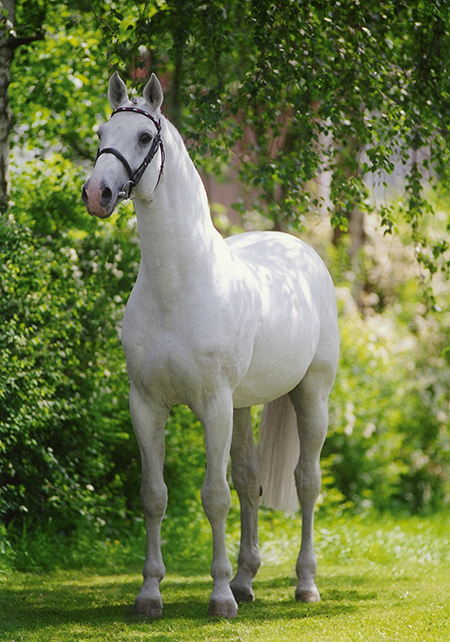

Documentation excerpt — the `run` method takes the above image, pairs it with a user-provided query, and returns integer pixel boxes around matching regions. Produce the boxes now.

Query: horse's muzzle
[82,179,118,218]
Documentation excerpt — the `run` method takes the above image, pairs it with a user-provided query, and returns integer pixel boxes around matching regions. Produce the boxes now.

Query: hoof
[230,583,255,604]
[295,588,321,603]
[208,599,238,618]
[133,597,163,618]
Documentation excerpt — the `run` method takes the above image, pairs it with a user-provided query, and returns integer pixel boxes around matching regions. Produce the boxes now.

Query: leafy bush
[3,150,450,580]
[0,157,142,535]
[324,284,450,514]
[0,213,118,529]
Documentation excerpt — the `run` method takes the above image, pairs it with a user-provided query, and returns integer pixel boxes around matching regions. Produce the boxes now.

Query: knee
[201,476,230,520]
[140,481,168,519]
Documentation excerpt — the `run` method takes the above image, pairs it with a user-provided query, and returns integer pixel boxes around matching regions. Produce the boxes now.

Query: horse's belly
[233,371,307,408]
[232,318,319,408]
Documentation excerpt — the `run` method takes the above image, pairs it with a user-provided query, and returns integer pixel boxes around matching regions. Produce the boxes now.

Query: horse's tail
[259,394,300,512]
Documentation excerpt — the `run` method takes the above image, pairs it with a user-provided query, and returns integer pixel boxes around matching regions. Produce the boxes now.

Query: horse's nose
[82,176,117,218]
[82,180,112,209]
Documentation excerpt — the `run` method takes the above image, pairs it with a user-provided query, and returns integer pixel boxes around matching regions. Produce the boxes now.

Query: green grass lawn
[1,513,450,641]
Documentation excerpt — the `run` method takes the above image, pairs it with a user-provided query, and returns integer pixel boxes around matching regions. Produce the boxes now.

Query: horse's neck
[133,119,229,301]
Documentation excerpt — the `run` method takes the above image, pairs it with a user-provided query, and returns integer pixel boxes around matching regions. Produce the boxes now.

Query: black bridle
[95,106,165,198]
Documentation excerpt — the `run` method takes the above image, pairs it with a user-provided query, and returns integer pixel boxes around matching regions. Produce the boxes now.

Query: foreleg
[130,385,169,618]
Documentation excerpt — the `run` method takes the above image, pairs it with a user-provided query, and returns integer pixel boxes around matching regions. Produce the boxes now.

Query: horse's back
[227,231,337,331]
[227,231,331,285]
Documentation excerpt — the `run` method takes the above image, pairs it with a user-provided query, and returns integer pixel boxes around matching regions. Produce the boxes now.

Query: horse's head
[82,72,164,218]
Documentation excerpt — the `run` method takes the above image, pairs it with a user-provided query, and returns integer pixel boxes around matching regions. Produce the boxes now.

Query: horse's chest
[121,300,249,402]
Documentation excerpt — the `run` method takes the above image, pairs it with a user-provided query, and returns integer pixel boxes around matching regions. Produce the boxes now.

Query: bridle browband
[95,106,165,198]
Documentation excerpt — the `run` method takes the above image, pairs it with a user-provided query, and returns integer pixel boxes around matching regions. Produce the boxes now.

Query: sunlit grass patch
[1,512,450,641]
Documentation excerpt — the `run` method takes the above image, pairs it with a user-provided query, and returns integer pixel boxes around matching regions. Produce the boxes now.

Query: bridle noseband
[95,106,165,198]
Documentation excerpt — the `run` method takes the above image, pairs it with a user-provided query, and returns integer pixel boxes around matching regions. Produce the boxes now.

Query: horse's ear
[108,72,129,109]
[143,73,163,112]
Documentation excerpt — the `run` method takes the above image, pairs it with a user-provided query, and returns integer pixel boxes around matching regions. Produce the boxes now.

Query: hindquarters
[229,231,338,409]
[259,315,339,513]
[258,367,336,513]
[228,231,339,605]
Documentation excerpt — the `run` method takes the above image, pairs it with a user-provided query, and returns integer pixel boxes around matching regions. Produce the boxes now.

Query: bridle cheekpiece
[95,106,165,199]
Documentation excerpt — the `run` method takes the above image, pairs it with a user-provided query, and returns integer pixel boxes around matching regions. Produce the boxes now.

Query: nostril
[81,184,89,204]
[101,186,113,205]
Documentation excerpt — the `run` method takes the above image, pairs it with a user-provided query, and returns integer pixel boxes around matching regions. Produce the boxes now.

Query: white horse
[82,73,339,619]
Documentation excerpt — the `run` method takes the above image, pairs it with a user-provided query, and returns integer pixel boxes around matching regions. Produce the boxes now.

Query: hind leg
[230,407,261,603]
[289,367,332,603]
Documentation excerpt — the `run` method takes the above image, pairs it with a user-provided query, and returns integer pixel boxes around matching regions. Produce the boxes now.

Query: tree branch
[0,33,44,50]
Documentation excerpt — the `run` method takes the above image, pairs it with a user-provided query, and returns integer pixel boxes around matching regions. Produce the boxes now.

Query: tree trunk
[0,0,16,213]
[331,122,367,312]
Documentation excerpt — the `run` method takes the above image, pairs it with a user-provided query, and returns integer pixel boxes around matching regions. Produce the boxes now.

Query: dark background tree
[91,1,450,258]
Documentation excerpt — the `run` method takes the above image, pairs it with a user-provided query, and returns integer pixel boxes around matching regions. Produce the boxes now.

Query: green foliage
[0,214,113,529]
[3,0,450,575]
[11,155,93,234]
[324,279,450,514]
[88,1,450,246]
[162,406,211,568]
[11,1,108,160]
[0,157,142,533]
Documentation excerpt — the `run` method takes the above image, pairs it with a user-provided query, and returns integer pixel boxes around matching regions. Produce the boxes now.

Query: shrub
[324,285,450,514]
[0,212,125,530]
[0,156,143,534]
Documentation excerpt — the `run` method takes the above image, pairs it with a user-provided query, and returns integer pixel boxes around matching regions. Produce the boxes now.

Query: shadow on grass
[255,575,378,603]
[0,570,375,636]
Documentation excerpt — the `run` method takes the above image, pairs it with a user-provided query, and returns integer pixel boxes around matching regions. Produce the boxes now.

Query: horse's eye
[140,133,152,145]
